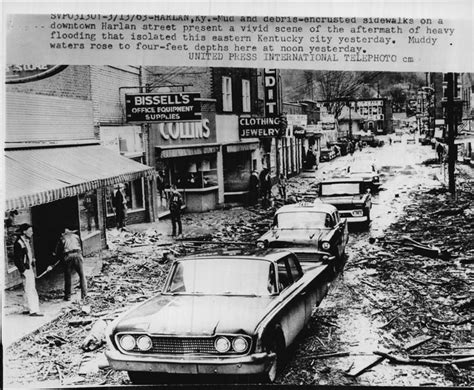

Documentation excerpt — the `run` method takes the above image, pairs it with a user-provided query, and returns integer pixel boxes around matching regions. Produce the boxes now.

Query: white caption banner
[6,14,473,72]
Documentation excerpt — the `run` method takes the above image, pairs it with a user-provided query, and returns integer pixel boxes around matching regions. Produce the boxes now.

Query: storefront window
[78,190,99,234]
[224,151,251,192]
[106,179,145,216]
[170,155,218,189]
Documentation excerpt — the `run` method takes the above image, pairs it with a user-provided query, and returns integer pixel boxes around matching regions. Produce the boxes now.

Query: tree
[315,71,382,117]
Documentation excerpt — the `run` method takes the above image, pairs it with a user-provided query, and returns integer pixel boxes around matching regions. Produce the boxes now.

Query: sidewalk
[3,254,103,348]
[2,216,210,349]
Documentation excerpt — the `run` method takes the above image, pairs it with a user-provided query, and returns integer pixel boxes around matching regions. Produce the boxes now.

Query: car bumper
[341,215,368,223]
[105,349,275,375]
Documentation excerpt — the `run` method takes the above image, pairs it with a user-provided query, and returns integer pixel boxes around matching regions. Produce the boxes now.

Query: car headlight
[321,242,331,250]
[352,209,363,216]
[120,335,136,351]
[136,335,152,351]
[232,336,249,353]
[373,176,379,181]
[215,336,231,353]
[256,241,266,249]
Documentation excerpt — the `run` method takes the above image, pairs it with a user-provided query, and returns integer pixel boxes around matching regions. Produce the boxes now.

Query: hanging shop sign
[239,116,282,138]
[293,126,306,138]
[6,65,68,84]
[263,69,280,117]
[125,92,201,122]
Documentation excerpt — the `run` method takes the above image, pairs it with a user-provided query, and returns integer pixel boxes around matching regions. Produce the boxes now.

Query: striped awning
[5,145,155,211]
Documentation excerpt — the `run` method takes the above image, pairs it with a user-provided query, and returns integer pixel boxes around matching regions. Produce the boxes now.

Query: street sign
[125,92,201,122]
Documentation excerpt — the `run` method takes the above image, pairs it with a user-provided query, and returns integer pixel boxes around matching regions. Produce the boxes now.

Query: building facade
[4,65,155,288]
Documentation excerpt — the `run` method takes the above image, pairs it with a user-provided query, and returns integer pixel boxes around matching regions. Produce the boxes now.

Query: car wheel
[128,371,158,384]
[262,333,285,383]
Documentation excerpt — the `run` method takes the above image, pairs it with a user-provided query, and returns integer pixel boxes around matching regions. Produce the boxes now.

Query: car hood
[259,228,328,245]
[113,294,274,336]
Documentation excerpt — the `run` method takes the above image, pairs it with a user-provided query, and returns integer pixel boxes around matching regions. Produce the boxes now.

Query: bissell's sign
[125,92,201,122]
[6,65,68,84]
[239,116,282,138]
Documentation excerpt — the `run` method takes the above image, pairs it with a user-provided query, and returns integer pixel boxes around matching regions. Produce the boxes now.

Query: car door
[276,256,306,347]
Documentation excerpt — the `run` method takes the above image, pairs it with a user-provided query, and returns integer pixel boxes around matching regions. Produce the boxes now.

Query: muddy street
[4,139,473,387]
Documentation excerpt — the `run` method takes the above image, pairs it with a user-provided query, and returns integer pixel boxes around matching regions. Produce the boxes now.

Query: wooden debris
[373,350,449,366]
[403,336,434,351]
[81,319,107,352]
[346,355,386,377]
[378,316,398,329]
[431,316,473,326]
[301,351,350,360]
[409,353,474,360]
[68,318,93,327]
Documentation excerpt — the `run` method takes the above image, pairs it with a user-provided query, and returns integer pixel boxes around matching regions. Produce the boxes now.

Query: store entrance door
[31,196,79,274]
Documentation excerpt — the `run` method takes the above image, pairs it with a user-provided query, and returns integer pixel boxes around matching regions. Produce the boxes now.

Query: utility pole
[444,72,456,197]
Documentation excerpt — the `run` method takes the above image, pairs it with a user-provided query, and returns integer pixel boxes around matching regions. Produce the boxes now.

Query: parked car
[315,178,372,226]
[346,163,381,191]
[320,148,337,162]
[106,251,333,384]
[257,202,348,272]
[393,130,403,143]
[327,141,348,156]
[406,134,416,144]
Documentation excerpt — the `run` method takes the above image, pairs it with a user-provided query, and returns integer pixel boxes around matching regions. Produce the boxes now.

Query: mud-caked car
[105,250,333,384]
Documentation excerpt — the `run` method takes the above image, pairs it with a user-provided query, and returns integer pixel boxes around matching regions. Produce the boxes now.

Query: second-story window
[242,79,251,112]
[222,76,232,112]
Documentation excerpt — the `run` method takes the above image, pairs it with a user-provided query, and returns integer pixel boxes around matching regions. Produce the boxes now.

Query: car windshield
[321,182,360,196]
[276,211,329,229]
[164,258,276,296]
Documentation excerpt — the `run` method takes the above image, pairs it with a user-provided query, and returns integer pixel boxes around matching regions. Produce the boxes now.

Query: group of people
[249,168,288,208]
[13,224,88,316]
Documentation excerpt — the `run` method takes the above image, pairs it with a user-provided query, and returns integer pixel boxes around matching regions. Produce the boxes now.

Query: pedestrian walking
[112,183,128,230]
[348,140,354,155]
[259,168,272,208]
[54,228,88,301]
[277,173,287,202]
[436,142,445,164]
[248,170,259,205]
[13,223,43,316]
[169,185,183,237]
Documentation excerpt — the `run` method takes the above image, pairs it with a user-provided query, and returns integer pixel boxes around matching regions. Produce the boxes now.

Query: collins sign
[239,116,282,138]
[125,92,201,122]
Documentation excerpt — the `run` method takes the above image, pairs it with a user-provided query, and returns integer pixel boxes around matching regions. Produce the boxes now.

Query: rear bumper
[105,349,275,375]
[340,214,368,223]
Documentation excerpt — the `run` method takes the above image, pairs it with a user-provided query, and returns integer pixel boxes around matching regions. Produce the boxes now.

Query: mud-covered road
[4,138,473,387]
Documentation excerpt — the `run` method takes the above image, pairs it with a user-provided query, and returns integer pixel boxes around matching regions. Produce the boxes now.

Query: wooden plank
[403,336,434,351]
[347,355,386,377]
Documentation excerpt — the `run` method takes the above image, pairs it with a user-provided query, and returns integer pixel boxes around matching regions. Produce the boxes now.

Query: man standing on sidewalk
[54,228,88,301]
[13,223,43,316]
[112,183,128,230]
[169,185,183,237]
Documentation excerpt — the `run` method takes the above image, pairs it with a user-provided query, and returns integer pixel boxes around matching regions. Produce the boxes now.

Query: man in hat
[112,183,128,230]
[54,228,88,301]
[169,184,183,237]
[13,223,43,316]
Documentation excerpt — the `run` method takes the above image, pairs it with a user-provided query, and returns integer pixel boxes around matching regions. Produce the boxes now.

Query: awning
[156,143,220,158]
[224,141,259,153]
[5,145,155,211]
